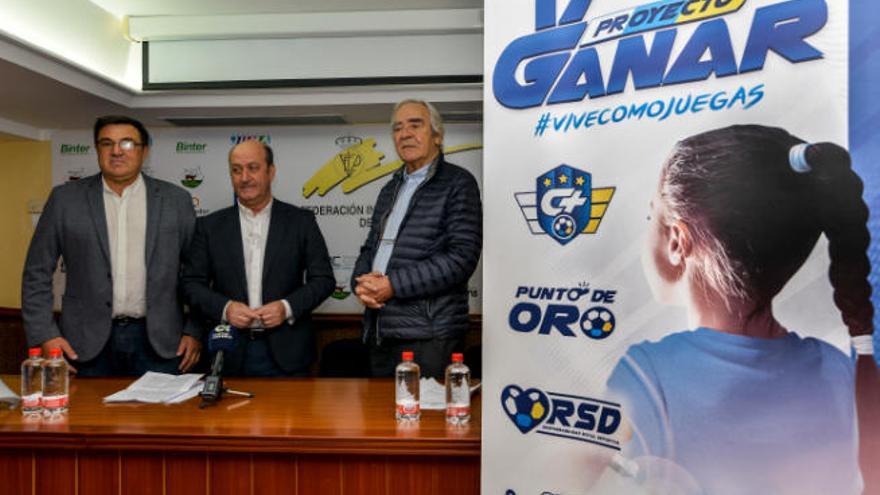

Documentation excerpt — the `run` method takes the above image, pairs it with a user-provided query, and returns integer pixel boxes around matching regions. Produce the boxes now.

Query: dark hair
[661,124,873,337]
[93,115,151,146]
[262,142,274,166]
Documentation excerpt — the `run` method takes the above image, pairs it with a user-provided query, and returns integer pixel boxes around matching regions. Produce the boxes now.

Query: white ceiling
[89,0,482,17]
[0,57,130,130]
[0,1,484,138]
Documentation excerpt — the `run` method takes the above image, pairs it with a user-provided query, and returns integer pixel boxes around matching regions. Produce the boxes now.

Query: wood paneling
[34,451,76,495]
[387,457,438,495]
[340,456,386,494]
[122,453,163,495]
[434,457,480,493]
[252,454,297,495]
[0,376,480,495]
[210,454,252,495]
[296,457,342,495]
[166,453,208,495]
[78,451,119,495]
[0,450,31,495]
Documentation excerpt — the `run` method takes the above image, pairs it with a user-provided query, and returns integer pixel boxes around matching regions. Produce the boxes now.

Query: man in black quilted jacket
[352,99,483,379]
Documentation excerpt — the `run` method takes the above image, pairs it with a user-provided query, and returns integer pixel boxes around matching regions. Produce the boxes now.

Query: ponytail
[662,125,874,349]
[798,143,874,339]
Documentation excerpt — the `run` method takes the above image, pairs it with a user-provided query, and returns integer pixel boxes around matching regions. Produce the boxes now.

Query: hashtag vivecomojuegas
[530,84,764,138]
[534,112,550,136]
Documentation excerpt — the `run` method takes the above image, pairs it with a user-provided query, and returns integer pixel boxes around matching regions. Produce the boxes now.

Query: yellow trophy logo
[303,136,481,198]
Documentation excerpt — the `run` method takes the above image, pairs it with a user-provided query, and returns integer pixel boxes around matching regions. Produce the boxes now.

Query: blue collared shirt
[371,161,432,273]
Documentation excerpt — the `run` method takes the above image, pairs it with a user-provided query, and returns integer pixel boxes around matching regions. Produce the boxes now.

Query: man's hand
[364,274,394,303]
[176,335,202,372]
[41,337,78,374]
[354,283,383,309]
[225,301,259,328]
[354,272,394,308]
[255,301,288,329]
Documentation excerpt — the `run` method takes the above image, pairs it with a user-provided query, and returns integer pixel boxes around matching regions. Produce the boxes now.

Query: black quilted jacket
[351,155,483,342]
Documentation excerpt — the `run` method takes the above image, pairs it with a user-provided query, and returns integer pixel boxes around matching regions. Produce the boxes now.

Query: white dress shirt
[102,174,147,318]
[223,199,292,327]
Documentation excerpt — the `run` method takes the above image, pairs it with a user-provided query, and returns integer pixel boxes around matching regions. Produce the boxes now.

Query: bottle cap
[49,348,63,358]
[451,353,464,363]
[402,351,414,361]
[28,347,41,357]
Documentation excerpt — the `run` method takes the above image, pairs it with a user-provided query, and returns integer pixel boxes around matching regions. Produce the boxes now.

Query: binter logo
[493,0,829,109]
[60,144,90,155]
[176,141,207,153]
[515,165,615,245]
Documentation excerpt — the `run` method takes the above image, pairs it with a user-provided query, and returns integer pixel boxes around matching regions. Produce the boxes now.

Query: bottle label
[446,405,470,417]
[396,402,420,415]
[43,395,69,408]
[22,394,41,409]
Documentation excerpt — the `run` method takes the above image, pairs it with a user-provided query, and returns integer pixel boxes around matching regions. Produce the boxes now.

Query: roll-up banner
[51,124,483,314]
[483,1,878,493]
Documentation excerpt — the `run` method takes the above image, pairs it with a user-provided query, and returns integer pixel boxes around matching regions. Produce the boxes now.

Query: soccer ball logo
[501,385,550,434]
[580,306,616,340]
[552,214,577,240]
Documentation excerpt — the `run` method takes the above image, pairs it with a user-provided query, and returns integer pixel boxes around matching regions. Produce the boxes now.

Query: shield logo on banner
[537,165,592,245]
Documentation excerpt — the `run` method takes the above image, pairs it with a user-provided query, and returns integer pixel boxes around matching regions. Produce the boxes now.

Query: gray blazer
[21,173,197,362]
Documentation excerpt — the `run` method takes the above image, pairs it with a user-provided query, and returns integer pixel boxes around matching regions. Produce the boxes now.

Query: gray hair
[391,99,445,142]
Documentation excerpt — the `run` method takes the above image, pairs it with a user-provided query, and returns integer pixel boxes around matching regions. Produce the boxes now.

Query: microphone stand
[199,351,255,409]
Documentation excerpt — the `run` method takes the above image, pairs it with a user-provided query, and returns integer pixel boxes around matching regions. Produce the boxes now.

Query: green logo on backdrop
[176,142,207,153]
[60,144,90,155]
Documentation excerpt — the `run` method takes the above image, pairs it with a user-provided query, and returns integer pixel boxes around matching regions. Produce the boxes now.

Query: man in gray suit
[22,115,201,376]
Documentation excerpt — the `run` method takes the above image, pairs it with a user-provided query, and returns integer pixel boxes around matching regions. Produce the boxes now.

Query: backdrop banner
[483,1,878,493]
[50,124,483,314]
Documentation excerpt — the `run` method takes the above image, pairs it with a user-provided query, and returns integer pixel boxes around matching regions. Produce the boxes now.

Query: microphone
[200,324,239,406]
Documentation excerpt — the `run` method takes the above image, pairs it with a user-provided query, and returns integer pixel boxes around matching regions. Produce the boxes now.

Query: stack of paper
[0,377,19,409]
[418,378,482,410]
[103,372,203,404]
[420,378,447,410]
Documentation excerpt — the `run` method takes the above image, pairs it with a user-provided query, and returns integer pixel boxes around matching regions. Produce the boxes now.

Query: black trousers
[369,336,464,380]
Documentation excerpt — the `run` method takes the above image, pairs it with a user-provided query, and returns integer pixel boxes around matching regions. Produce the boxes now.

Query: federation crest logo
[516,165,615,245]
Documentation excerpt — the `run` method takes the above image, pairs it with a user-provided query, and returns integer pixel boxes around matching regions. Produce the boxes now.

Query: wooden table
[0,376,480,495]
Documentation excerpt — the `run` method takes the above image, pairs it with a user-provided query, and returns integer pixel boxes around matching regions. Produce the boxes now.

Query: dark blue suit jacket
[183,199,334,373]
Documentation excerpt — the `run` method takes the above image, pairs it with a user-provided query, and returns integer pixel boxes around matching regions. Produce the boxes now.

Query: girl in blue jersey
[607,125,874,494]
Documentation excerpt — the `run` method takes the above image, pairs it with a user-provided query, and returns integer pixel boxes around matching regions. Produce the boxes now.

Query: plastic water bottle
[20,347,43,416]
[42,348,69,416]
[445,353,471,424]
[395,351,420,421]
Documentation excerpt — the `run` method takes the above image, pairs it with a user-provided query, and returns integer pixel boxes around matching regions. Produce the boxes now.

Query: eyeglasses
[96,138,143,152]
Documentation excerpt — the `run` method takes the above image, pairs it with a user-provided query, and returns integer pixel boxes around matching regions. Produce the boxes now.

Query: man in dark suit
[22,115,201,376]
[183,140,334,376]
